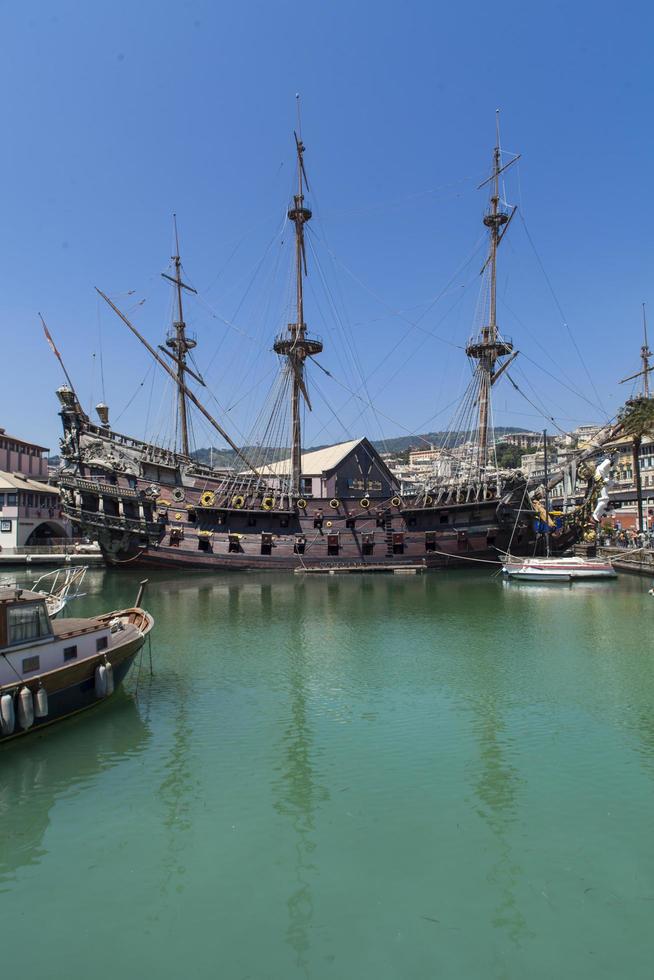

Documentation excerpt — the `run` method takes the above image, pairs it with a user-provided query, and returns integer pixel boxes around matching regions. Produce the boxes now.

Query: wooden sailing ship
[54,126,602,571]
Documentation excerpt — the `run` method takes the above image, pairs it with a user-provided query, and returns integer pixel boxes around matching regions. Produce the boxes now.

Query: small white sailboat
[502,555,616,581]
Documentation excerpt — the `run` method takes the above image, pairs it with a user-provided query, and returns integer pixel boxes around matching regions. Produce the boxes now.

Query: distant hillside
[190,428,529,465]
[370,427,528,455]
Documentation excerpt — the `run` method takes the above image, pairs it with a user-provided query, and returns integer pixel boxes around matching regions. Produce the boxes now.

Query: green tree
[617,396,654,532]
[494,442,523,469]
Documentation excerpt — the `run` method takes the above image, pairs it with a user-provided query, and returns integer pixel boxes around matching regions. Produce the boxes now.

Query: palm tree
[618,396,654,532]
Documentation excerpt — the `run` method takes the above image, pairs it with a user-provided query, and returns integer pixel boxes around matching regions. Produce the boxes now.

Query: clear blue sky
[2,0,652,454]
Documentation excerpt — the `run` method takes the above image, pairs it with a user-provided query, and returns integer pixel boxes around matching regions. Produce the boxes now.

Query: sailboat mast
[641,303,650,399]
[273,129,323,495]
[543,429,551,557]
[619,303,653,396]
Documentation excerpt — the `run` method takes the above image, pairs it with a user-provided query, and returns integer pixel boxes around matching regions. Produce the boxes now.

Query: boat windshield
[6,602,52,645]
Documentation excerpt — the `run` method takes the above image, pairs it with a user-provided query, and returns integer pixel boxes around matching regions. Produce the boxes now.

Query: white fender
[104,660,114,696]
[34,685,49,719]
[95,664,107,698]
[0,693,15,736]
[17,687,34,731]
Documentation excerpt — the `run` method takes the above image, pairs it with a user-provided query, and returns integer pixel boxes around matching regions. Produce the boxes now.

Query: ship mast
[161,215,198,456]
[273,129,323,494]
[620,303,654,398]
[642,304,651,399]
[619,303,653,397]
[466,113,519,472]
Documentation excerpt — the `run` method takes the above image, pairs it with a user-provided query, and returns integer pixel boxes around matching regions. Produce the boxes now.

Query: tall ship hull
[56,412,536,571]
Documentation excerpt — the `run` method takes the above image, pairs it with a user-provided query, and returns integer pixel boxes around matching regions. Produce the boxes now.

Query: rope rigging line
[307,275,477,451]
[305,233,390,451]
[113,363,156,425]
[313,228,483,351]
[498,294,605,414]
[517,210,607,417]
[307,355,463,460]
[322,175,475,219]
[504,372,568,435]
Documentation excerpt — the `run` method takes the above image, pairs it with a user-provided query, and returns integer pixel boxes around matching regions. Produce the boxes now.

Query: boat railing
[66,508,161,535]
[9,542,88,555]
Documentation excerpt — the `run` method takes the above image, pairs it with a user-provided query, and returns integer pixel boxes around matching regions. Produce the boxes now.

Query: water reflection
[272,585,328,977]
[0,694,149,885]
[468,691,527,948]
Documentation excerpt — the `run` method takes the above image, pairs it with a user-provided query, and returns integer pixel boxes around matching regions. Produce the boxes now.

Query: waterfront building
[0,427,72,551]
[557,424,603,449]
[257,438,396,500]
[502,430,555,450]
[0,427,50,479]
[602,433,654,530]
[408,446,445,467]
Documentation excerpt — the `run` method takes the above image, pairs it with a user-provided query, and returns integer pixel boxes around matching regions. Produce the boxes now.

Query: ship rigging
[51,120,612,571]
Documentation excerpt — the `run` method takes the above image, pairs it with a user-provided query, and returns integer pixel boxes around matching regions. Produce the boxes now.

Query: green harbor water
[1,568,653,979]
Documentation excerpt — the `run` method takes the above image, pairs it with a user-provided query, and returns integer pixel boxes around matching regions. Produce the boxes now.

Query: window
[327,533,340,556]
[64,645,78,661]
[0,493,3,510]
[294,535,306,555]
[7,493,16,506]
[7,603,51,644]
[96,636,108,652]
[362,532,374,556]
[260,532,273,556]
[392,532,404,555]
[300,478,312,497]
[346,517,356,529]
[22,655,40,673]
